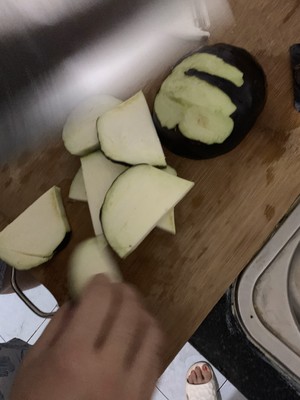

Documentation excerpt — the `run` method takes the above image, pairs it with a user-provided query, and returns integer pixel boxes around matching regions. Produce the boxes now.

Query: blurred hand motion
[10,274,165,400]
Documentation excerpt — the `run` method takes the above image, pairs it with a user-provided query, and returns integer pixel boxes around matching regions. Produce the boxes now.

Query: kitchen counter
[190,287,300,400]
[1,0,300,370]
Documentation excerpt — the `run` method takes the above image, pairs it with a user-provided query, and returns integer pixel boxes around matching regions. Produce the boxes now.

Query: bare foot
[187,364,212,385]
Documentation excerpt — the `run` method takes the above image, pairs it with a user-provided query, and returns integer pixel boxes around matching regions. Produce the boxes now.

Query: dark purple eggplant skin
[290,44,300,112]
[53,231,72,254]
[154,43,267,159]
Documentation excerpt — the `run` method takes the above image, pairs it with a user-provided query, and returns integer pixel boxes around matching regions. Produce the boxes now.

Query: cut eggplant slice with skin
[172,52,244,87]
[161,74,237,116]
[0,247,50,270]
[153,92,185,130]
[157,211,176,235]
[68,236,122,298]
[72,159,176,235]
[101,165,194,258]
[199,43,266,101]
[63,95,122,156]
[81,151,127,235]
[69,167,87,202]
[0,187,70,268]
[178,106,234,144]
[156,165,177,234]
[154,43,267,159]
[97,91,166,167]
[290,44,300,112]
[185,70,251,110]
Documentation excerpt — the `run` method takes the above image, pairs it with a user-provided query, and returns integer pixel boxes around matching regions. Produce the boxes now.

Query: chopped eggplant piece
[290,44,300,112]
[0,248,50,270]
[63,95,122,156]
[0,187,70,269]
[156,165,177,234]
[69,236,122,298]
[74,156,176,235]
[101,165,194,258]
[81,151,127,235]
[97,91,166,167]
[172,52,244,87]
[69,167,87,202]
[154,43,267,159]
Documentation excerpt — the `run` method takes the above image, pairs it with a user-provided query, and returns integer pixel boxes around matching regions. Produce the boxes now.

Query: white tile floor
[0,283,247,399]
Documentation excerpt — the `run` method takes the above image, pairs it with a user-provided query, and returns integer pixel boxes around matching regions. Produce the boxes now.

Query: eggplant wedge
[81,151,127,235]
[101,165,194,258]
[154,43,267,159]
[97,91,166,167]
[0,187,70,269]
[0,248,50,270]
[69,167,87,202]
[73,159,177,235]
[68,236,122,298]
[63,95,122,156]
[156,165,177,234]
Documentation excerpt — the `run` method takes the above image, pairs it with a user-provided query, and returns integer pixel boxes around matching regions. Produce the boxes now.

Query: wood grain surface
[1,0,300,367]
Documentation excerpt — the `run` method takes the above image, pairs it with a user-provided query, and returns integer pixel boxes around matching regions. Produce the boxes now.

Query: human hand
[10,274,164,400]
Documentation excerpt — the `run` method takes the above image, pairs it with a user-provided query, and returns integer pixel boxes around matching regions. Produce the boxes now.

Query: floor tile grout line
[26,318,47,343]
[155,386,170,400]
[26,304,58,343]
[218,379,228,392]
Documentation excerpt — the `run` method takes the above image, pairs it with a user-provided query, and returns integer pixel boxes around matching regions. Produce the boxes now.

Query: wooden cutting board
[1,0,300,367]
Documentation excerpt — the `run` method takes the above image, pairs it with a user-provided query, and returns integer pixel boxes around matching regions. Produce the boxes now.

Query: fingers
[27,303,72,358]
[100,284,148,365]
[60,274,119,348]
[49,272,164,400]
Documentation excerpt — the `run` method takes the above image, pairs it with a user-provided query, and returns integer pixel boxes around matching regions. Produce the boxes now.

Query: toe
[188,365,213,385]
[191,370,198,384]
[187,370,196,384]
[195,366,204,384]
[201,364,212,384]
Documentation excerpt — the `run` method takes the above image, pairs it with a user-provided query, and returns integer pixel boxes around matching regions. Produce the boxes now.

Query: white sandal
[186,362,217,400]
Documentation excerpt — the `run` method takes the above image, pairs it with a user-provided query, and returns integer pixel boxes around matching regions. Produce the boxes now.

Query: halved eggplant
[178,105,234,144]
[97,91,166,167]
[171,52,244,87]
[0,187,70,269]
[161,74,237,116]
[68,235,122,298]
[154,43,267,159]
